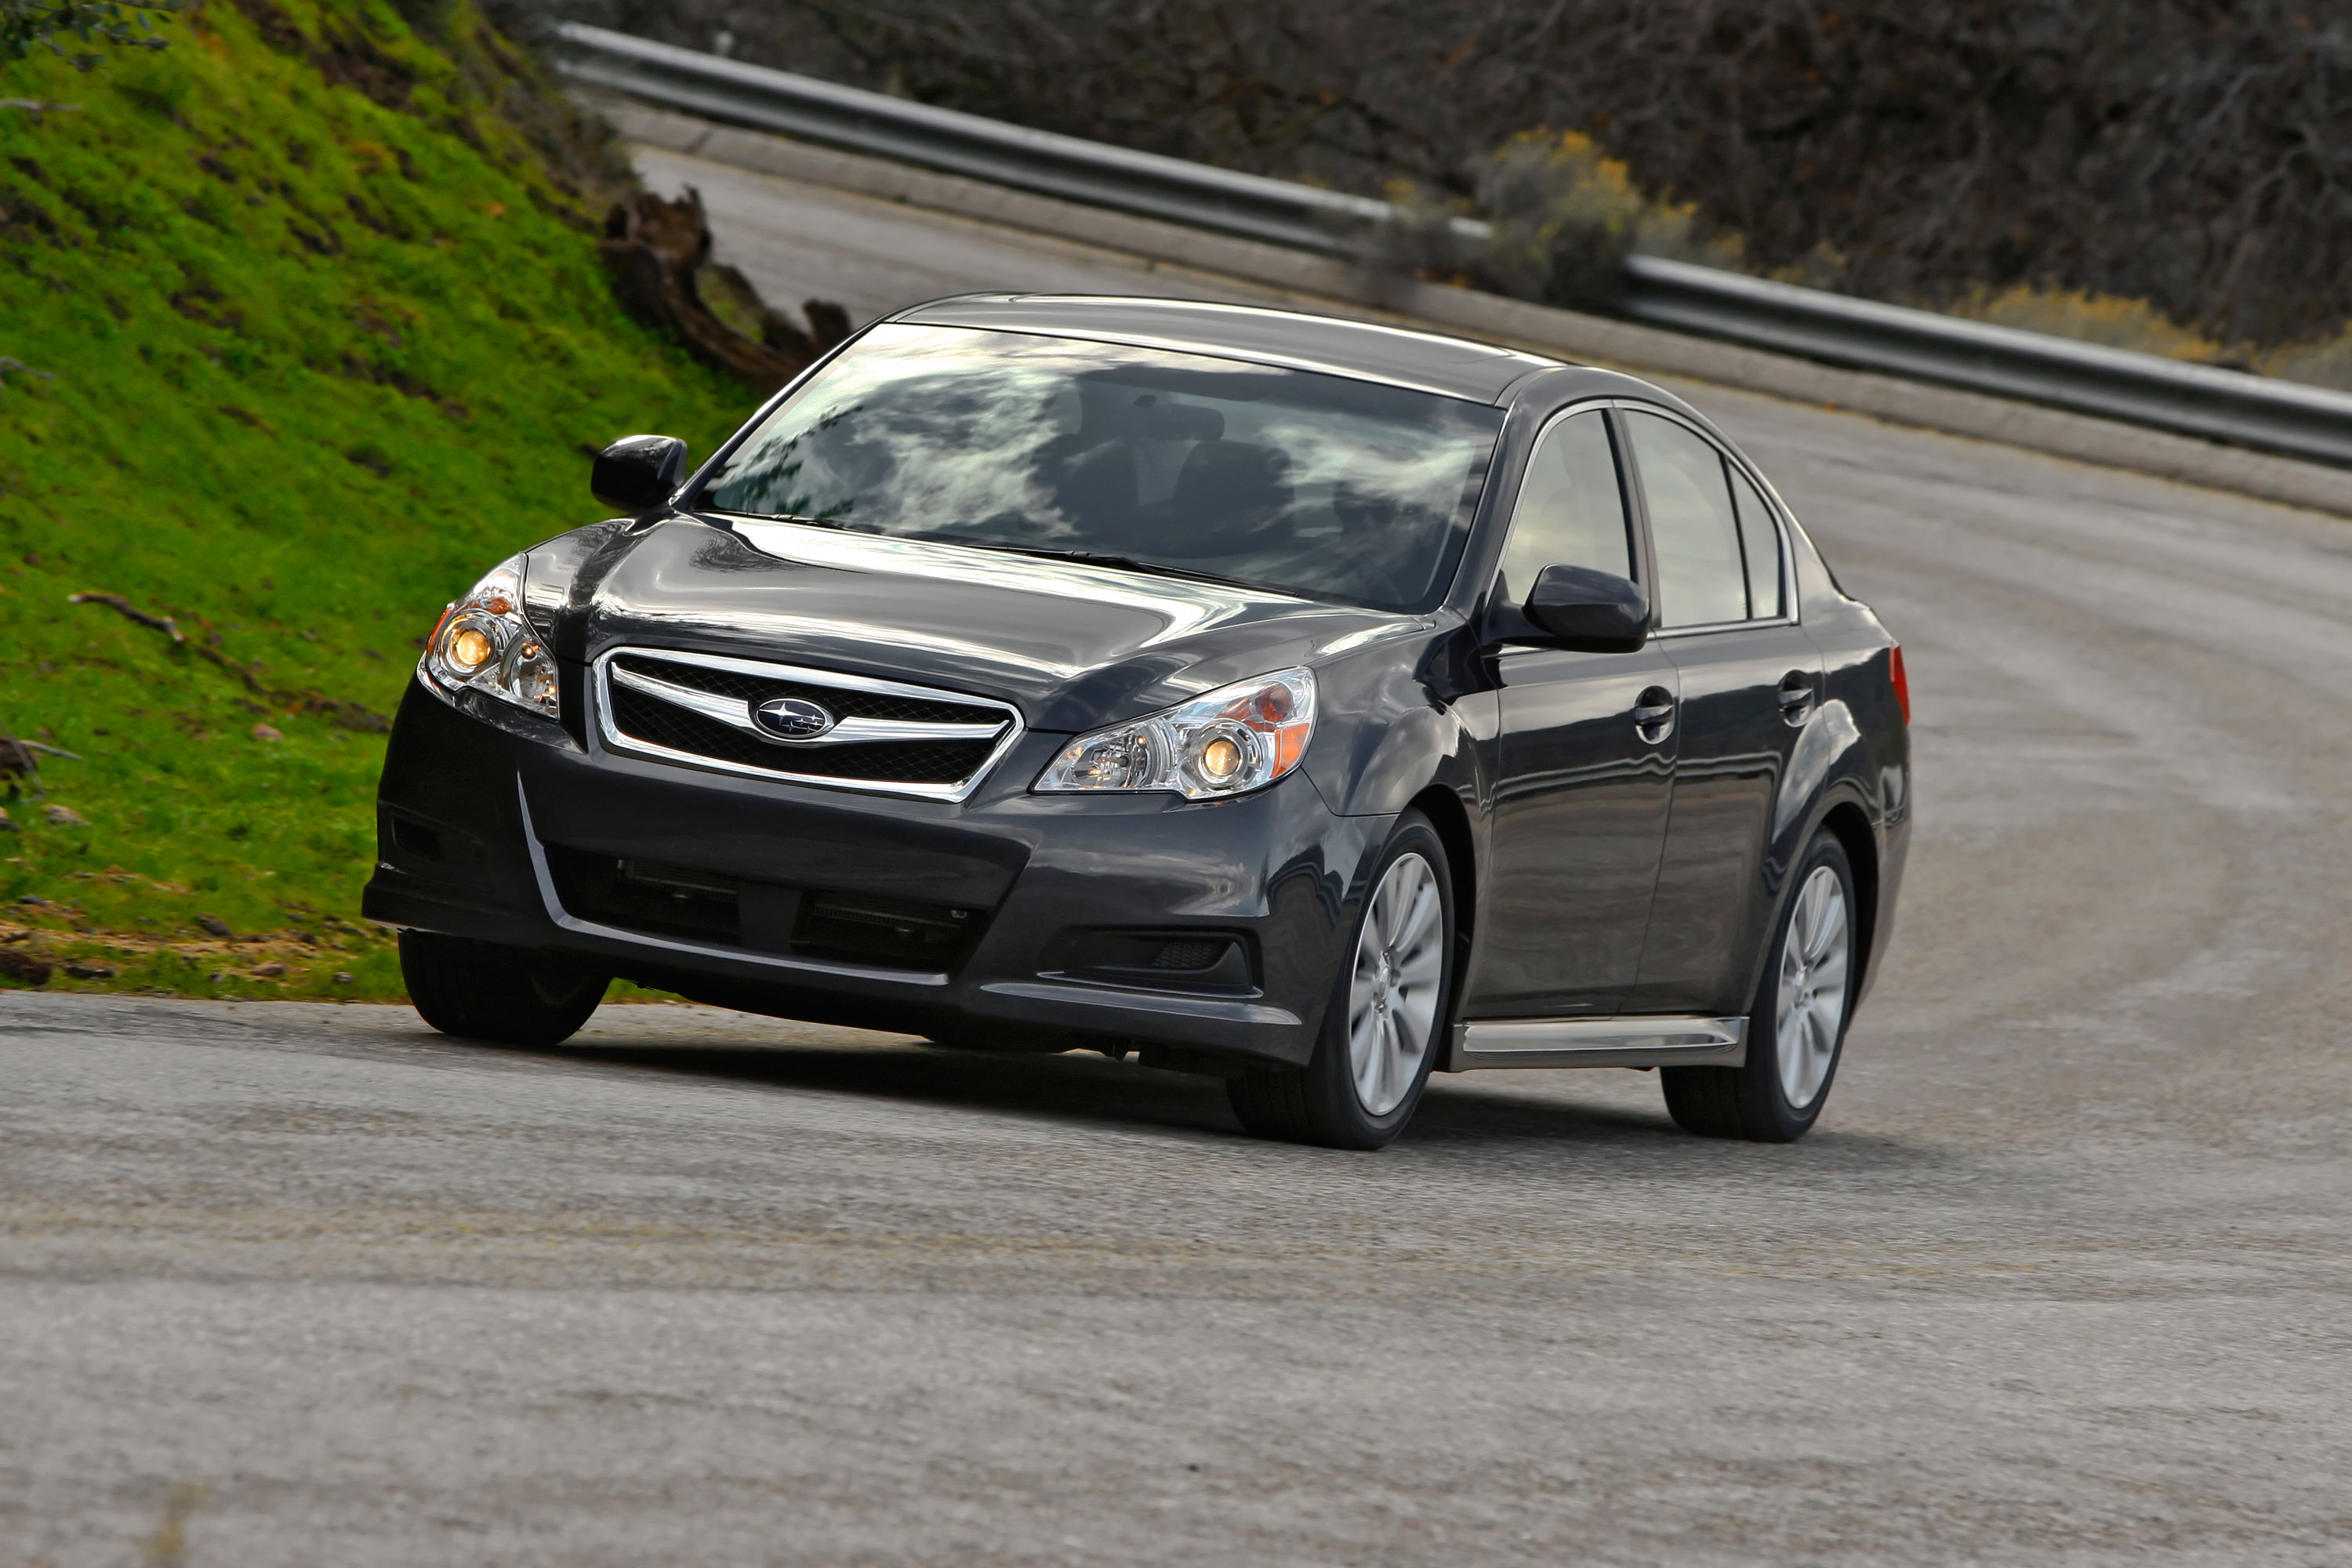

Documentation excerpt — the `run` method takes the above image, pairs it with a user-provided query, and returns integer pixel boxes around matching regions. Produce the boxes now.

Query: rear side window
[1726,466,1784,619]
[1497,410,1632,601]
[1624,411,1745,628]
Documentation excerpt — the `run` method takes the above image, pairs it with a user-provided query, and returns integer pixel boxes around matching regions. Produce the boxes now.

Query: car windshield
[695,324,1504,612]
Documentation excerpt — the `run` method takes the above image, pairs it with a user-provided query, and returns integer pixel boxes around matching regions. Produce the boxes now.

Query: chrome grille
[593,648,1022,802]
[608,655,983,724]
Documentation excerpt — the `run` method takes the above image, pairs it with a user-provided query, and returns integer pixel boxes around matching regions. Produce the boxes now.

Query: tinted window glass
[1497,410,1632,601]
[1625,411,1746,628]
[1727,465,1784,619]
[699,324,1504,613]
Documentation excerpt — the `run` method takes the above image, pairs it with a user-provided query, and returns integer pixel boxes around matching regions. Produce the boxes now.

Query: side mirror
[591,434,688,514]
[1525,564,1650,652]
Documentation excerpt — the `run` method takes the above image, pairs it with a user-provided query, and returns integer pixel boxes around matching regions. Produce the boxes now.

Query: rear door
[1468,408,1678,1021]
[1617,408,1823,1017]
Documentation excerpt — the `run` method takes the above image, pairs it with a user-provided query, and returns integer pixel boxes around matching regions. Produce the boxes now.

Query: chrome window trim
[1650,615,1798,641]
[592,646,1026,804]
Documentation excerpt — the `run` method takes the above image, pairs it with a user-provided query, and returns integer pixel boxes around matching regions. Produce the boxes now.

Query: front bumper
[363,681,1386,1066]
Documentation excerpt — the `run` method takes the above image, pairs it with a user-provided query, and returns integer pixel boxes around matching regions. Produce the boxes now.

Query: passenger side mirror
[591,434,688,514]
[1525,564,1650,652]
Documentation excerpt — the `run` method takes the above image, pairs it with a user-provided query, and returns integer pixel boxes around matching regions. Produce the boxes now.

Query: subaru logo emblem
[752,695,837,742]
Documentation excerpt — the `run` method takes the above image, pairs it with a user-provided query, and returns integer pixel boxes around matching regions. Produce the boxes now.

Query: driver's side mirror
[591,434,688,514]
[1524,564,1650,652]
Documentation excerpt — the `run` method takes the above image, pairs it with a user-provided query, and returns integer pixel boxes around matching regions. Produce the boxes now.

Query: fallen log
[0,946,50,986]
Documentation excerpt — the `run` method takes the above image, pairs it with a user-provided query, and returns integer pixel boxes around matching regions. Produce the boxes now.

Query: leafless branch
[67,591,392,732]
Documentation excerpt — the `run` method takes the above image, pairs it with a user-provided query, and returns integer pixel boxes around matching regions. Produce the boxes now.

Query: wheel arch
[1763,693,1884,996]
[1814,797,1880,1000]
[1406,782,1479,1014]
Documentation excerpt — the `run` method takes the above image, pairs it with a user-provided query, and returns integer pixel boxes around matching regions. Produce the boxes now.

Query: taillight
[1888,644,1911,725]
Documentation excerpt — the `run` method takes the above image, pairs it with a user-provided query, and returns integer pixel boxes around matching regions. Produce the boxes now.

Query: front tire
[1662,829,1858,1142]
[399,931,611,1047]
[1227,811,1454,1150]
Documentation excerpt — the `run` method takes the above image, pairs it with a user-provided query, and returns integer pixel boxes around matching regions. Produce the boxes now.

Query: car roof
[891,294,1566,404]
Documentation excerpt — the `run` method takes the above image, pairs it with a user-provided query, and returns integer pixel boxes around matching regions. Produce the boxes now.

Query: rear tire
[399,931,610,1047]
[1227,811,1454,1150]
[1662,829,1857,1142]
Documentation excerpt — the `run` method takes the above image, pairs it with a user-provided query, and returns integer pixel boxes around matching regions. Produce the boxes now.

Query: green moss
[0,0,750,998]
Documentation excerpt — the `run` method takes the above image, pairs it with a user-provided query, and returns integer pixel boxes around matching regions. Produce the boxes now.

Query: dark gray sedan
[368,295,1911,1149]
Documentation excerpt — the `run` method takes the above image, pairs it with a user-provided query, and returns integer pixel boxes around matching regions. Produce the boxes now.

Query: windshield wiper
[698,509,874,533]
[913,536,1261,591]
[763,513,870,532]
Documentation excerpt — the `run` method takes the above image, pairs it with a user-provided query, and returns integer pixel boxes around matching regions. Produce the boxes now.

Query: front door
[1468,408,1677,1020]
[1618,409,1823,1015]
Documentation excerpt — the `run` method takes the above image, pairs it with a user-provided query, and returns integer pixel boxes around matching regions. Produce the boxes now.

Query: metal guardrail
[1620,256,2352,468]
[554,23,2352,470]
[553,24,1386,253]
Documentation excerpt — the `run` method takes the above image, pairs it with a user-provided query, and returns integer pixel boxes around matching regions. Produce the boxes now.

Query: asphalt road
[5,153,2351,1566]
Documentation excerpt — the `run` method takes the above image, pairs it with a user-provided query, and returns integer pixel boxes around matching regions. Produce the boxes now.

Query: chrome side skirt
[1445,1015,1747,1072]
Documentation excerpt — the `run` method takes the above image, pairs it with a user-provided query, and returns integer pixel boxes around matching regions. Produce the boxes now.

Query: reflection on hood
[579,518,1418,733]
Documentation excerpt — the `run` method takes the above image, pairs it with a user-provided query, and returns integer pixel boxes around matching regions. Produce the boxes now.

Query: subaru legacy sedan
[366,295,1910,1149]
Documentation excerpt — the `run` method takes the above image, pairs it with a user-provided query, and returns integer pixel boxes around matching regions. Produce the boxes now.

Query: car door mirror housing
[591,434,688,514]
[1525,564,1650,652]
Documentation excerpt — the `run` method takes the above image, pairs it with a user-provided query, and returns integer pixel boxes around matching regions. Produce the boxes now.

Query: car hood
[550,516,1425,732]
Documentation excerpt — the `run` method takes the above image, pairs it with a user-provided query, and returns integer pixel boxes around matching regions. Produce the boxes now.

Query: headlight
[1036,667,1316,800]
[419,555,560,718]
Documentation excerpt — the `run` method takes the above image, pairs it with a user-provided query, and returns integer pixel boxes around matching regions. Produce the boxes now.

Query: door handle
[1777,671,1816,725]
[1632,685,1675,745]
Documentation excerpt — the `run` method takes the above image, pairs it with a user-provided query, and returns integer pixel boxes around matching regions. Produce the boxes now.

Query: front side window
[1496,409,1632,601]
[697,325,1505,613]
[1624,410,1749,629]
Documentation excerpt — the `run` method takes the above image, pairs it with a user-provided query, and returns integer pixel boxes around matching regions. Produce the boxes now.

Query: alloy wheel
[1347,851,1445,1116]
[1775,864,1852,1109]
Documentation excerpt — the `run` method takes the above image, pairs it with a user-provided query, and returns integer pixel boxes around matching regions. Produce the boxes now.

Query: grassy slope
[0,0,749,997]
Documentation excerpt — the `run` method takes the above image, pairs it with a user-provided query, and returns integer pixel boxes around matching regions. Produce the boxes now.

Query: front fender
[1311,702,1479,818]
[1302,633,1490,819]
